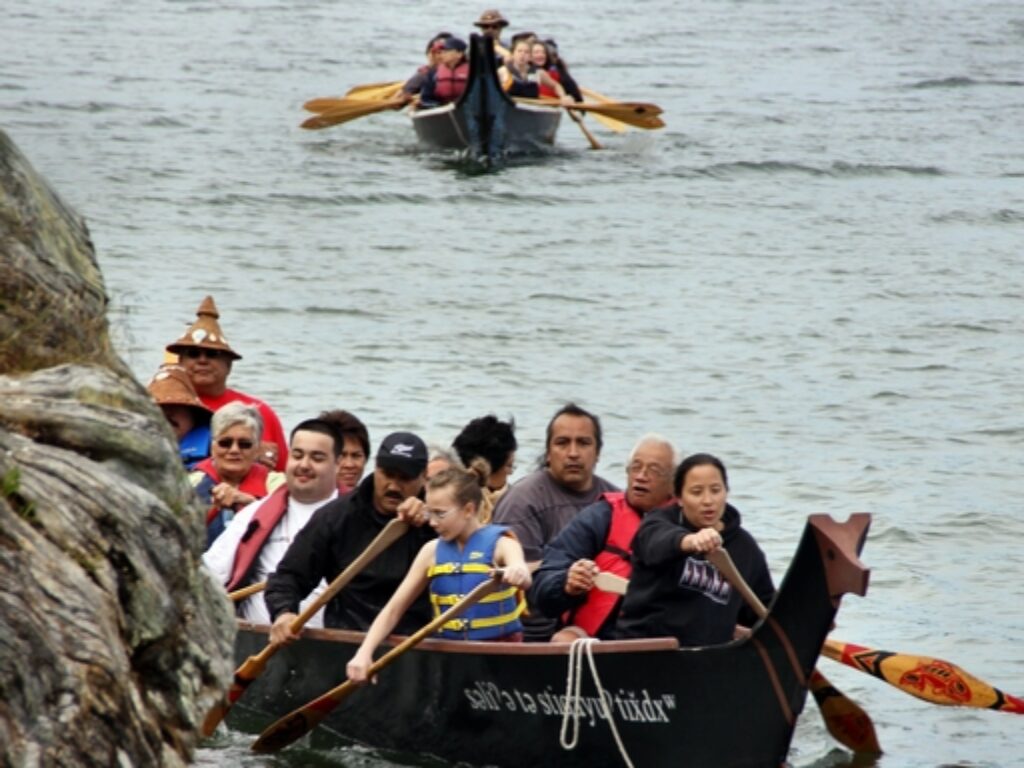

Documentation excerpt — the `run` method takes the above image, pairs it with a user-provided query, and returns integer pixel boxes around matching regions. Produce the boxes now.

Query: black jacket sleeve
[631,506,686,567]
[528,500,612,618]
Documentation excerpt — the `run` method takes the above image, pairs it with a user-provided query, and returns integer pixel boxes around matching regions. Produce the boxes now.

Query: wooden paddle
[707,548,882,755]
[821,638,1024,714]
[580,87,631,133]
[300,97,408,130]
[250,572,504,754]
[344,81,404,101]
[567,110,603,150]
[200,518,410,737]
[514,98,665,130]
[228,581,266,602]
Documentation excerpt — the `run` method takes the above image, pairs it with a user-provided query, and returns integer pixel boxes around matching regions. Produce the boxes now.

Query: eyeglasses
[216,437,255,450]
[425,506,458,521]
[627,461,670,480]
[183,347,225,360]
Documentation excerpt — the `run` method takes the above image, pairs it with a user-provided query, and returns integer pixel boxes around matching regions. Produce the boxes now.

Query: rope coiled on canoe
[559,638,635,768]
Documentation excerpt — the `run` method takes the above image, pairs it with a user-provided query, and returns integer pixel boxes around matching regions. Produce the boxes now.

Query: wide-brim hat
[147,364,212,416]
[165,295,242,360]
[474,9,509,28]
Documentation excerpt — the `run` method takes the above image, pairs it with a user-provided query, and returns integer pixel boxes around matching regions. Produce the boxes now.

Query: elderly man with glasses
[528,434,679,641]
[165,295,288,470]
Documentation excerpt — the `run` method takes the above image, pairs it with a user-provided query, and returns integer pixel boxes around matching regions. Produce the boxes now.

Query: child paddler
[346,460,531,683]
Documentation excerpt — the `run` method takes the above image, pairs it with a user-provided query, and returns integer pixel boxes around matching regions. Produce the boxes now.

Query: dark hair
[318,409,370,457]
[545,402,603,453]
[673,453,729,497]
[291,418,344,458]
[427,457,489,509]
[452,415,517,474]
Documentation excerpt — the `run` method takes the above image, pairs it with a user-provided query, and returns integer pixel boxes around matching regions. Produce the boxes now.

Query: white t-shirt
[203,490,338,625]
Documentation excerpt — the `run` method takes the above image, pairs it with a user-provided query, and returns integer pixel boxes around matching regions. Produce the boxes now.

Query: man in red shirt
[165,296,288,470]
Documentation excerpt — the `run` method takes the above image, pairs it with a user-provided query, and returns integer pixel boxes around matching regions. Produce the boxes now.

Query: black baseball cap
[376,432,428,476]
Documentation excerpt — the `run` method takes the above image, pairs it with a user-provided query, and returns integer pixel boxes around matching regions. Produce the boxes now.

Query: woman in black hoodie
[616,453,775,646]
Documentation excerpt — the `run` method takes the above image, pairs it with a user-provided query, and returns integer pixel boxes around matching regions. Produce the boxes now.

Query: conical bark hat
[165,295,242,360]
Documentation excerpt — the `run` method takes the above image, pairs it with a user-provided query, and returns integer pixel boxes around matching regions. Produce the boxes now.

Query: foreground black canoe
[410,34,561,162]
[229,513,871,767]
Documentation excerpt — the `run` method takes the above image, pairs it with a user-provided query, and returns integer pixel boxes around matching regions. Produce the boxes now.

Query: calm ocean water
[3,0,1023,765]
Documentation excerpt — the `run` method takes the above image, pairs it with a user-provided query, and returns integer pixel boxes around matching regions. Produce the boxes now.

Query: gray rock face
[0,130,235,766]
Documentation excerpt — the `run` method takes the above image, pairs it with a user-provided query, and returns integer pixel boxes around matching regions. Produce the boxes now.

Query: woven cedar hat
[474,9,509,27]
[165,295,242,360]
[147,364,212,414]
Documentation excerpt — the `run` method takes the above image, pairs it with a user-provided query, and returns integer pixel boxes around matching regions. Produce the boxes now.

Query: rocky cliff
[0,130,235,767]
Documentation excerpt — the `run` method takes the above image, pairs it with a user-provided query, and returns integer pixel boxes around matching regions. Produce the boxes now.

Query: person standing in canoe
[346,460,532,683]
[473,8,512,62]
[165,296,289,471]
[419,37,469,107]
[616,453,775,646]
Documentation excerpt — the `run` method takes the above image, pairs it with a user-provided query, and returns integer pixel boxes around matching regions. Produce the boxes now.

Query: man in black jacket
[265,431,435,644]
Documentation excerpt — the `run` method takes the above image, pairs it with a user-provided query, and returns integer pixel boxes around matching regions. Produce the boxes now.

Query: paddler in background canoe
[397,32,452,105]
[418,37,470,108]
[346,460,532,683]
[528,434,678,641]
[498,38,575,104]
[533,39,583,102]
[165,295,289,471]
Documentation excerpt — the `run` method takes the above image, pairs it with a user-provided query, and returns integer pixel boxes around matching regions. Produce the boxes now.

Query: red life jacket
[538,67,561,99]
[434,61,469,103]
[193,458,272,526]
[570,491,641,636]
[225,485,289,591]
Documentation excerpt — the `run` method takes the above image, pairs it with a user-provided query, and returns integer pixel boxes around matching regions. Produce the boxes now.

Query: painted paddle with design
[200,518,410,737]
[707,548,881,755]
[250,572,505,754]
[822,638,1024,714]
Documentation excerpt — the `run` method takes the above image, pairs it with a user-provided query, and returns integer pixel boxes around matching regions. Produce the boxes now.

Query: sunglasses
[216,437,255,450]
[183,347,225,360]
[480,24,501,30]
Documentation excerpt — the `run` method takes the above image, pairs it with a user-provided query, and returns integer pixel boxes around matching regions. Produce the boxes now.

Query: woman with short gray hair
[191,401,283,549]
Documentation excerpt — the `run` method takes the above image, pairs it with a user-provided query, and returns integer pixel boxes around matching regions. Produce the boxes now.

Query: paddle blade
[303,97,346,113]
[300,99,405,130]
[823,639,1024,714]
[200,651,272,736]
[252,681,358,753]
[343,81,404,100]
[809,669,882,755]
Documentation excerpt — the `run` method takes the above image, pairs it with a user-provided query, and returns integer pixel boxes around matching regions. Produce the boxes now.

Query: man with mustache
[528,434,678,641]
[203,418,345,625]
[266,432,435,643]
[493,402,618,640]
